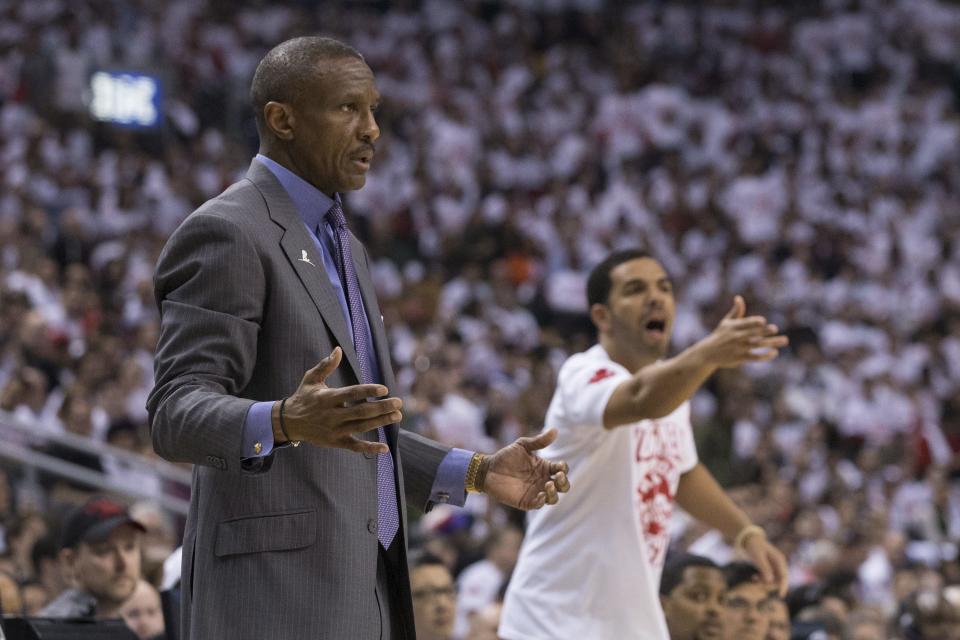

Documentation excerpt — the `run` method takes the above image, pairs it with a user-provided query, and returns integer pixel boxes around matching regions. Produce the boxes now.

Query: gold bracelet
[465,453,485,493]
[733,524,766,553]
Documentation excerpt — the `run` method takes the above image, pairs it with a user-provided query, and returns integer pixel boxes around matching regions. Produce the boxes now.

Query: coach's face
[286,56,380,197]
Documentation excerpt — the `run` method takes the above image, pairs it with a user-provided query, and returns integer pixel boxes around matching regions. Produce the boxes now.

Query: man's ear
[589,303,610,333]
[263,102,295,141]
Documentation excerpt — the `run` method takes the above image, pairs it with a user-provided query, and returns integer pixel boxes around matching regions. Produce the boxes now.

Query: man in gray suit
[147,36,570,640]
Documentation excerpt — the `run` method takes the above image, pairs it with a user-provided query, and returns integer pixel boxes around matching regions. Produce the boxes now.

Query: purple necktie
[325,200,399,549]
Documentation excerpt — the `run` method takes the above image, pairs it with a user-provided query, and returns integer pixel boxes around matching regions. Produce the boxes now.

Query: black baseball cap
[60,496,146,550]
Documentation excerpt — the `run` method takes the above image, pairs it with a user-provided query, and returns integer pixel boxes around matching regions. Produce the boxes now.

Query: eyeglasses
[412,586,456,600]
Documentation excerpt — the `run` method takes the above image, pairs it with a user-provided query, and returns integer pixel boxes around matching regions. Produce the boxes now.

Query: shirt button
[363,451,375,459]
[436,492,449,504]
[367,519,377,535]
[253,441,262,455]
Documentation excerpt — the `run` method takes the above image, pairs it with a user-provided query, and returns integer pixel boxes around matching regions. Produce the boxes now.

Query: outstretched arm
[603,296,787,429]
[676,463,788,596]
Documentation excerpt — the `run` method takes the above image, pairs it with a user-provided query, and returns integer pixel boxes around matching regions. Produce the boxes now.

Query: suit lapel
[245,161,364,382]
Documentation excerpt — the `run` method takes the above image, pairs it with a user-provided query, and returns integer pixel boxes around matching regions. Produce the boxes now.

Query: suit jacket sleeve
[399,429,451,511]
[147,212,272,473]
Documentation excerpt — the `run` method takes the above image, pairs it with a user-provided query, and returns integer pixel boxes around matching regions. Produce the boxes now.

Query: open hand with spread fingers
[277,347,402,455]
[475,428,571,510]
[698,295,789,367]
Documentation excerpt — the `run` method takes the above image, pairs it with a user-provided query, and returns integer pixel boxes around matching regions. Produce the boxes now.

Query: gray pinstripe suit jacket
[148,160,448,640]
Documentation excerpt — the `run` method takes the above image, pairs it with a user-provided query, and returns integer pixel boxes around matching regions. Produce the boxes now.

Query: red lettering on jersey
[633,419,681,566]
[589,368,616,384]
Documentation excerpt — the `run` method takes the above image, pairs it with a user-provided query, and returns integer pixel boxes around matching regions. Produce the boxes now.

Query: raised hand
[278,347,401,455]
[698,296,788,368]
[478,428,570,510]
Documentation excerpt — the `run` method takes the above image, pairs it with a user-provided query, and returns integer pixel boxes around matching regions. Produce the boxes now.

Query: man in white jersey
[500,249,789,640]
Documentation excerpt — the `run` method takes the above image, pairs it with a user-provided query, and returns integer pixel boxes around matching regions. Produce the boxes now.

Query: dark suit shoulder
[156,179,276,300]
[186,179,272,232]
[160,180,277,261]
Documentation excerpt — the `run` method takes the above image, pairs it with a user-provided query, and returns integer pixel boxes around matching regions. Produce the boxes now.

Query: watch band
[465,452,485,493]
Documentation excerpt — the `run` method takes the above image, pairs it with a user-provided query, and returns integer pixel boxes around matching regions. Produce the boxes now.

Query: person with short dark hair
[38,496,145,619]
[501,251,788,639]
[31,532,66,606]
[660,554,726,640]
[410,554,456,640]
[148,35,569,640]
[723,562,773,640]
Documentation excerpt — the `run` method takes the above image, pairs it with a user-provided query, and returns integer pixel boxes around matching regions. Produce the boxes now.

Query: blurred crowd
[0,0,959,638]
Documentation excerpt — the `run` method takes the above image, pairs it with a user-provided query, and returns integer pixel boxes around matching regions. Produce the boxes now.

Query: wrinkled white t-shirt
[500,345,698,640]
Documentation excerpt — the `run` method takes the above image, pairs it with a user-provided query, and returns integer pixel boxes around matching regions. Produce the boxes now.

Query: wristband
[279,397,301,447]
[733,524,766,553]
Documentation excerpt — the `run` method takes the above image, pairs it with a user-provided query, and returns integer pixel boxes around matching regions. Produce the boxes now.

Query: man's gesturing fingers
[284,350,402,448]
[543,480,559,505]
[770,546,789,597]
[327,384,391,406]
[745,539,789,597]
[724,295,746,320]
[516,427,558,453]
[339,407,404,435]
[530,492,547,509]
[753,546,775,586]
[302,347,344,386]
[748,334,789,348]
[551,470,570,493]
[335,396,402,421]
[336,436,389,455]
[727,316,768,332]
